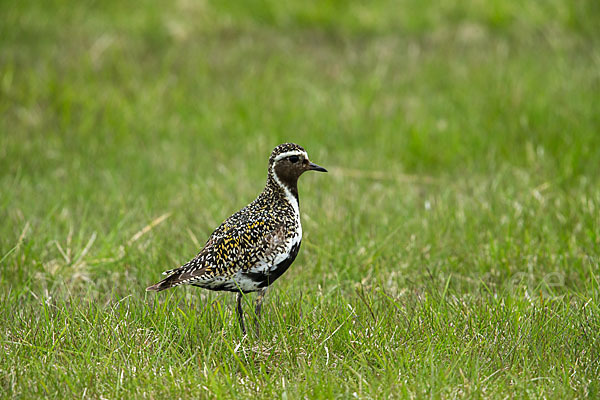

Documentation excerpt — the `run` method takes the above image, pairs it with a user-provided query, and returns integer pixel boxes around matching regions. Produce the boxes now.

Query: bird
[146,143,327,335]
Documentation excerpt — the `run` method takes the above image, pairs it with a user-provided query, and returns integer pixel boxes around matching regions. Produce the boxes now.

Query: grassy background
[1,0,600,398]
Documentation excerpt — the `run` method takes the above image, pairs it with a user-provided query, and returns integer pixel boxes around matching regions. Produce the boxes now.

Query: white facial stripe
[271,148,305,242]
[273,150,308,162]
[271,163,300,216]
[270,162,303,250]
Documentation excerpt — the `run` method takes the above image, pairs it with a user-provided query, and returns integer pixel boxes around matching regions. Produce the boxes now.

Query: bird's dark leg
[236,292,246,335]
[254,287,268,337]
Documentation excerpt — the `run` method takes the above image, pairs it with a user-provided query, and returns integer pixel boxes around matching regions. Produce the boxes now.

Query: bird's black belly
[243,241,302,290]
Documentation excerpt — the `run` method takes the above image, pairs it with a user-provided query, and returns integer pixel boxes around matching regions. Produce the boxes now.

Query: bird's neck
[267,171,300,207]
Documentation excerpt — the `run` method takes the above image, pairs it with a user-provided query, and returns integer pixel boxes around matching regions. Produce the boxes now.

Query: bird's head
[268,143,327,189]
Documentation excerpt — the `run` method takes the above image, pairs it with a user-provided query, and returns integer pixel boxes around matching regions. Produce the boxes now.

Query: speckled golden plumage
[146,143,327,335]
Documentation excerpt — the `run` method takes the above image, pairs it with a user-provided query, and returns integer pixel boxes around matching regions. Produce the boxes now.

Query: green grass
[1,0,600,398]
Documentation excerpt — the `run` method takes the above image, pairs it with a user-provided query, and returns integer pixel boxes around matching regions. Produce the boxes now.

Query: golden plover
[146,143,327,335]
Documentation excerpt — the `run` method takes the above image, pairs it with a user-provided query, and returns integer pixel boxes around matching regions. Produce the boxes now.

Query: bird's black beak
[308,162,327,172]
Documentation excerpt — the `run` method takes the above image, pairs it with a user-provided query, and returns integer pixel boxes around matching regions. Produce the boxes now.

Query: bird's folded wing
[203,220,287,274]
[146,215,289,291]
[174,218,286,276]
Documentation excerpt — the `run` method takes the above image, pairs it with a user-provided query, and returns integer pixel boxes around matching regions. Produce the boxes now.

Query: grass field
[2,0,600,398]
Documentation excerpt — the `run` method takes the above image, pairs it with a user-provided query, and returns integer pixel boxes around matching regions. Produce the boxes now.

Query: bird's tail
[146,272,180,292]
[146,267,197,292]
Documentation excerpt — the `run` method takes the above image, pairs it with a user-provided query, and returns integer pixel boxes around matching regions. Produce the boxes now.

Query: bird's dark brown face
[269,143,327,189]
[273,152,327,186]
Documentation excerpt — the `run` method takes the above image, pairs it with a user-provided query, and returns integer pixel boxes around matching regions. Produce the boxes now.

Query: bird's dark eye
[288,155,299,163]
